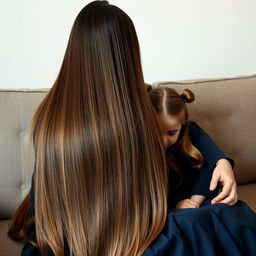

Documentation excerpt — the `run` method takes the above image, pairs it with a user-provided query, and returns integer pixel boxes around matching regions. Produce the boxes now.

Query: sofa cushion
[153,75,256,186]
[0,220,23,255]
[237,183,256,212]
[0,89,48,219]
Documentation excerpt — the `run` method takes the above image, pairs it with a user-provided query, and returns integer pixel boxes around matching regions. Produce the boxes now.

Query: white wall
[1,0,256,89]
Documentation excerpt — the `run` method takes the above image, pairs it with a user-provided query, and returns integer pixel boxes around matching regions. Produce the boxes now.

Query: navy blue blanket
[143,200,256,256]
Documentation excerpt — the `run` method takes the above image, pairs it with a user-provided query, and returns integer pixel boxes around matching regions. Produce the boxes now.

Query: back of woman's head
[9,1,168,256]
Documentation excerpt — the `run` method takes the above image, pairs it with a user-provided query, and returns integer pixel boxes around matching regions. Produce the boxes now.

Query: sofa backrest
[0,89,48,219]
[153,75,256,187]
[1,75,256,219]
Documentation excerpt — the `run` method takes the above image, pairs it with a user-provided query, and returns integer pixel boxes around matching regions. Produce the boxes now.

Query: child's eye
[167,131,176,136]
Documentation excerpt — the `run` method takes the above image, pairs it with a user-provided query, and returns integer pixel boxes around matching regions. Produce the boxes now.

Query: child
[143,86,256,256]
[148,86,236,210]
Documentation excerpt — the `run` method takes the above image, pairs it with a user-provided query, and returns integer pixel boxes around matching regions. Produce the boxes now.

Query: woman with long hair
[8,1,168,255]
[9,1,256,256]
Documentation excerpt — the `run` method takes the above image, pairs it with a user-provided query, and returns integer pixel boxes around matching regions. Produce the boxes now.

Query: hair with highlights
[8,2,168,255]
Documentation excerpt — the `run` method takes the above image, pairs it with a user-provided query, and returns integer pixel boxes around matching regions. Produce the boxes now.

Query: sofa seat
[1,75,256,256]
[0,220,23,254]
[237,183,256,212]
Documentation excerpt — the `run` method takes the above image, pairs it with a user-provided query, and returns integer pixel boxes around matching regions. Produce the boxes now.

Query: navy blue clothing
[22,121,256,256]
[142,121,256,255]
[142,200,256,256]
[167,121,234,209]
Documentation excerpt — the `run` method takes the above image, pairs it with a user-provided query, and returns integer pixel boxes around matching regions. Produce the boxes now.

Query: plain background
[0,0,256,89]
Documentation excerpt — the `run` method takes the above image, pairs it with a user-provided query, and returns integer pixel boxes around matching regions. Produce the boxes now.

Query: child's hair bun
[145,83,153,92]
[180,89,195,103]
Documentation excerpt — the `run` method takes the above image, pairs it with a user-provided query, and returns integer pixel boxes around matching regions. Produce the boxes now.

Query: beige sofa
[1,74,256,255]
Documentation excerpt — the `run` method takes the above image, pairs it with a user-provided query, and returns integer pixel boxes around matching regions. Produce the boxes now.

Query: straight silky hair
[8,1,168,256]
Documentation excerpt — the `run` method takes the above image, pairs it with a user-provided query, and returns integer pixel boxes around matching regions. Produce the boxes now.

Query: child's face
[158,113,182,149]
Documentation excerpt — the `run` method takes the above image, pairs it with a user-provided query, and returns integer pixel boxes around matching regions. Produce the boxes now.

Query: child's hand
[210,159,237,205]
[190,195,206,205]
[175,199,200,209]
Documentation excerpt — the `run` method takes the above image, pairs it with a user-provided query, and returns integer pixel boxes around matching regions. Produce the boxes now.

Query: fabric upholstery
[0,75,256,255]
[0,220,23,254]
[237,183,256,211]
[0,89,48,219]
[153,75,256,185]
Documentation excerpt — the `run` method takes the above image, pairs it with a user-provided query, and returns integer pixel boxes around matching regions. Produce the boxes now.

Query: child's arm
[175,198,200,209]
[190,195,206,205]
[174,196,205,209]
[189,121,235,170]
[188,121,236,205]
[190,159,236,206]
[210,159,237,205]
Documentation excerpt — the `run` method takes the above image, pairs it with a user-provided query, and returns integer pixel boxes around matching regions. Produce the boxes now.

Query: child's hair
[148,86,204,184]
[8,2,168,256]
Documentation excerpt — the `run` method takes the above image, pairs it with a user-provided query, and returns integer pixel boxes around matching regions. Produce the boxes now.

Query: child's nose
[164,137,171,147]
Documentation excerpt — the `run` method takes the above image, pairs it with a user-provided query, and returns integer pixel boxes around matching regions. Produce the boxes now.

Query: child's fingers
[217,192,236,205]
[211,185,232,204]
[209,175,219,191]
[230,193,238,206]
[218,185,238,205]
[212,178,235,203]
[228,184,238,204]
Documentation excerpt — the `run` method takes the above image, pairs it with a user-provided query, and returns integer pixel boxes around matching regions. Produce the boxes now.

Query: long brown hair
[8,1,168,255]
[148,86,204,182]
[7,194,35,243]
